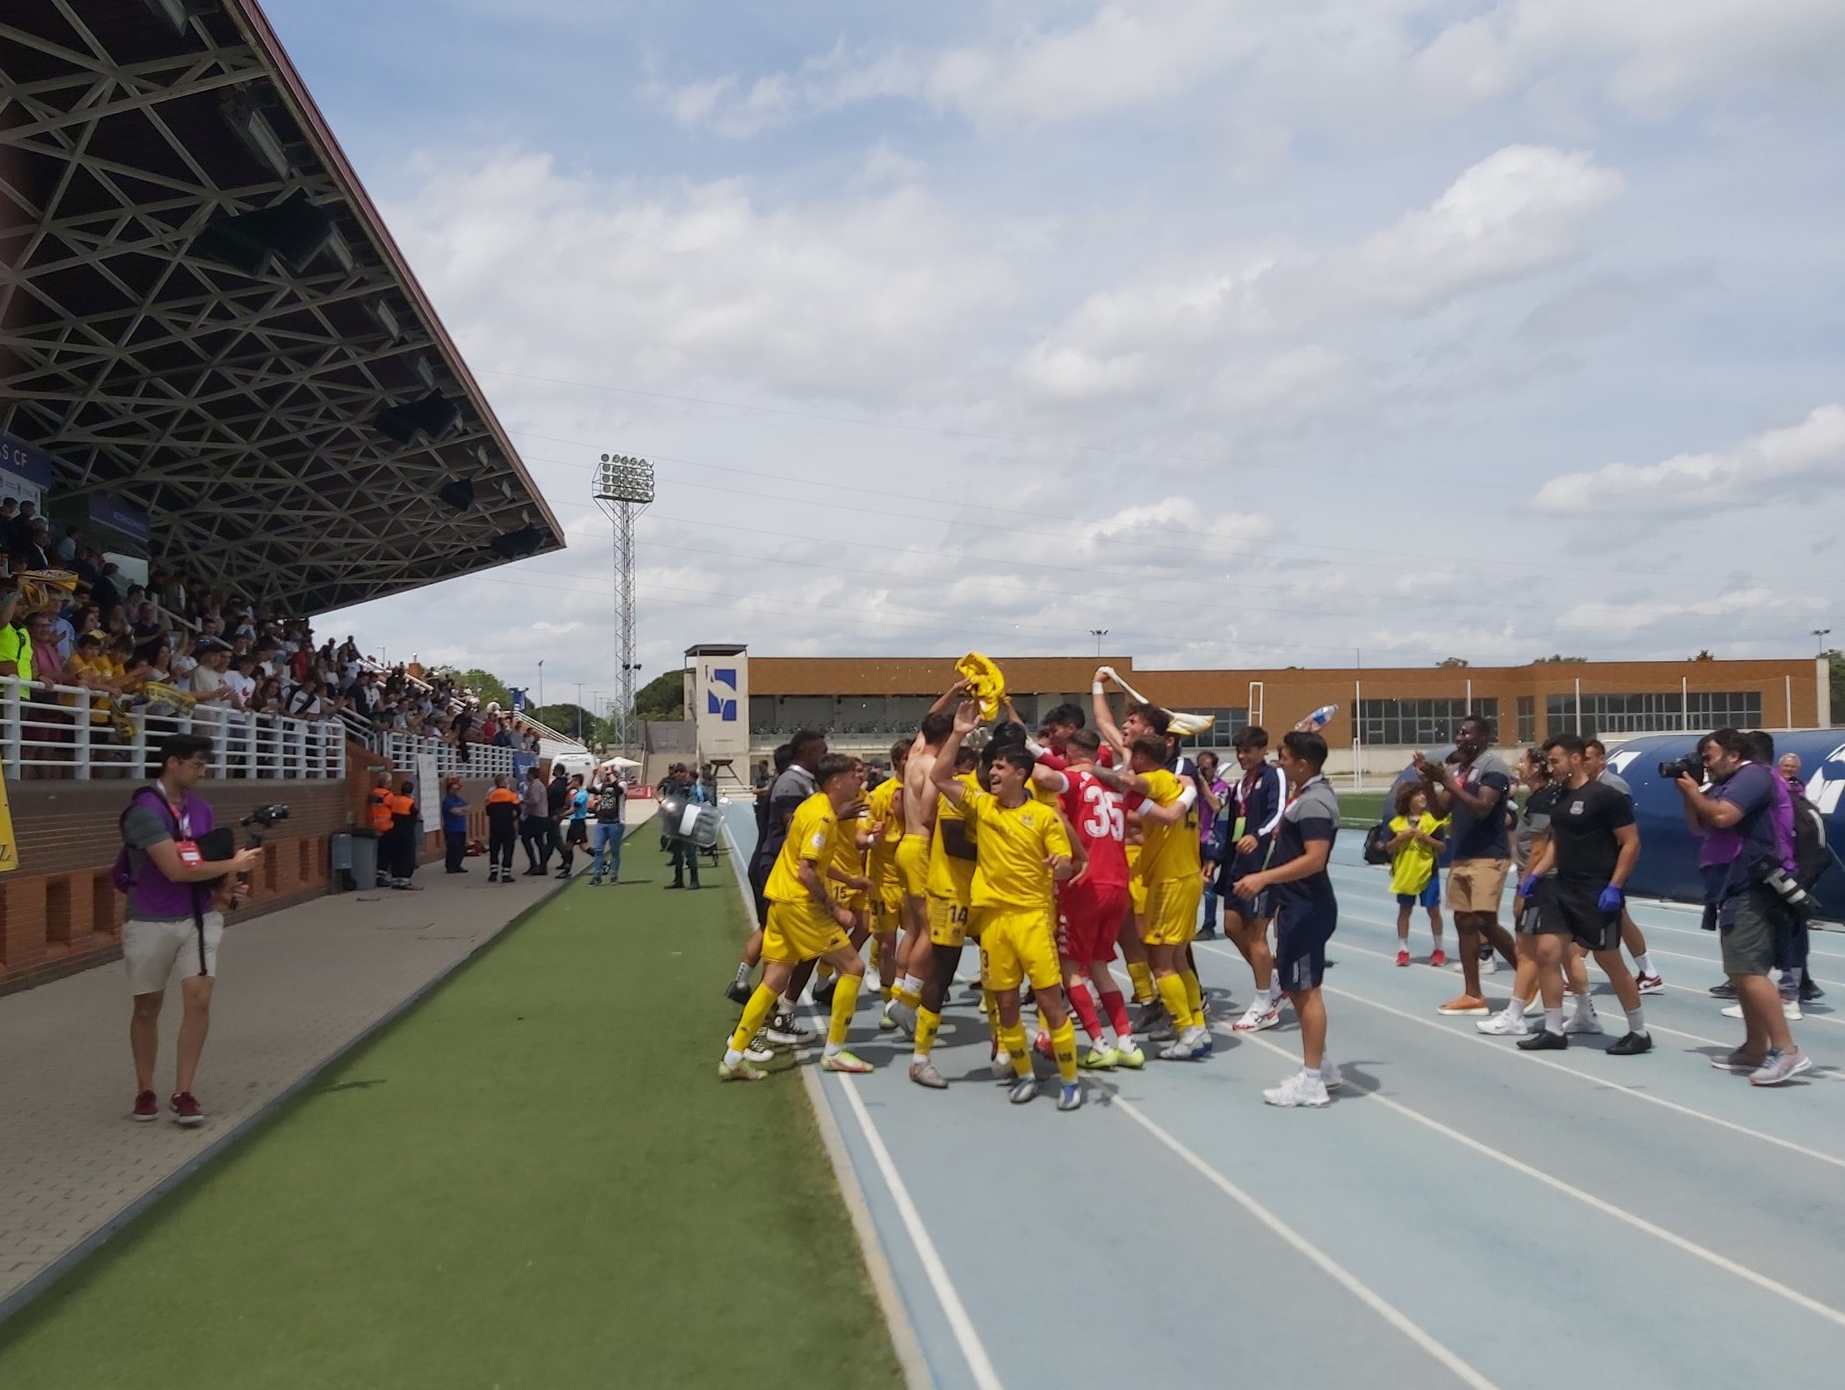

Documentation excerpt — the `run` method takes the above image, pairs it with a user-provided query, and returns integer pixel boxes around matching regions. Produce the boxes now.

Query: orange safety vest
[390,793,415,819]
[369,786,395,833]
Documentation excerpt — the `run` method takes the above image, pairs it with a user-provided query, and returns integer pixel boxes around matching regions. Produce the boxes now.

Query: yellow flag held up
[955,651,1006,722]
[0,775,17,874]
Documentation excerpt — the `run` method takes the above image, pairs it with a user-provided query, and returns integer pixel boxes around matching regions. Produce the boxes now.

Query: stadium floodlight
[594,453,656,505]
[228,102,291,179]
[369,298,402,342]
[1089,627,1109,656]
[594,454,656,759]
[141,0,210,39]
[1817,628,1833,655]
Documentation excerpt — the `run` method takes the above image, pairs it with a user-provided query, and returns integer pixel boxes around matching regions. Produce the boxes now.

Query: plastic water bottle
[1300,704,1338,732]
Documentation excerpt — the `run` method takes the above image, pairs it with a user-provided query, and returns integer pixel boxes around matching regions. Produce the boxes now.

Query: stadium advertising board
[690,649,749,771]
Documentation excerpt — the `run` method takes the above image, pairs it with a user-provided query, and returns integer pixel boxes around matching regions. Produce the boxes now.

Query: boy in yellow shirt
[1386,784,1448,967]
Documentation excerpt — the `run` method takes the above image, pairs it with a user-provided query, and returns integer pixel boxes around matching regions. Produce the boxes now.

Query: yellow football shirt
[927,771,979,901]
[866,776,902,891]
[960,786,1072,911]
[765,792,838,903]
[1136,767,1200,884]
[831,805,867,887]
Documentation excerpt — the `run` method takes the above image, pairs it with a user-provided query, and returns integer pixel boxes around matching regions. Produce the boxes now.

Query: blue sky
[286,1,1845,706]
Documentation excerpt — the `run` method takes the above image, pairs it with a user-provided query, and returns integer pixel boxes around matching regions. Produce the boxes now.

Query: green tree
[1829,649,1844,726]
[1532,654,1585,664]
[528,703,597,740]
[1690,649,1715,661]
[632,669,686,720]
[1436,657,1469,668]
[453,667,511,707]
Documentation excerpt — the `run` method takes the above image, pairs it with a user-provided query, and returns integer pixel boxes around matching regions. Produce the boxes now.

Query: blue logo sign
[707,667,738,722]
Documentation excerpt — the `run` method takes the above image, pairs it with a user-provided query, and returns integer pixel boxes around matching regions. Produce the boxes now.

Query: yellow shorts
[1128,876,1148,915]
[828,880,868,918]
[868,887,902,934]
[1140,875,1203,947]
[762,900,850,964]
[896,834,929,898]
[978,906,1062,992]
[927,895,972,948]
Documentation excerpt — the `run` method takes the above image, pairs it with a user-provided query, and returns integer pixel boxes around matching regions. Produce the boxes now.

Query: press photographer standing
[1677,728,1811,1085]
[121,734,262,1126]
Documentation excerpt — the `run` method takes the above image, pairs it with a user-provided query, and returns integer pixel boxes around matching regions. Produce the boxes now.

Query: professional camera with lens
[1658,755,1703,782]
[1759,863,1820,923]
[241,804,290,840]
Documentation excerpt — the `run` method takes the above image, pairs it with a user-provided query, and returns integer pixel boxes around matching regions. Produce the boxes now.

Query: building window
[1178,707,1249,749]
[1349,698,1498,747]
[1516,696,1535,745]
[1541,690,1763,739]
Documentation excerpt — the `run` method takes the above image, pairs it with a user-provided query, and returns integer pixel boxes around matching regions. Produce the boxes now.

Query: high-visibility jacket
[390,793,415,823]
[368,785,395,833]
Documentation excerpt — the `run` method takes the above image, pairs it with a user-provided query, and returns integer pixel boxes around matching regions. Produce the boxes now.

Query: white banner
[689,647,749,772]
[415,752,439,829]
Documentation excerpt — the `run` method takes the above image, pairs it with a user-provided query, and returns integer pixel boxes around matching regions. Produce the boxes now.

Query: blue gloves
[1518,875,1539,899]
[1597,884,1625,912]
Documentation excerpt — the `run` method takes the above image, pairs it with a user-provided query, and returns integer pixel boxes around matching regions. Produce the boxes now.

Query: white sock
[901,973,924,997]
[780,992,800,1013]
[911,1048,927,1066]
[1505,996,1528,1021]
[823,1040,842,1058]
[1267,977,1283,1003]
[1634,953,1654,976]
[1568,989,1594,1013]
[1625,1006,1647,1036]
[1302,1064,1322,1080]
[1781,967,1803,990]
[1544,1008,1565,1036]
[733,962,750,987]
[724,1047,743,1066]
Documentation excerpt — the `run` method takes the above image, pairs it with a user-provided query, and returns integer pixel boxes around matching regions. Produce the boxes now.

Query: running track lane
[720,803,1845,1390]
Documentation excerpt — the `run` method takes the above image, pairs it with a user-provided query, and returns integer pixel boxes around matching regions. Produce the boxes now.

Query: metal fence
[379,731,518,779]
[2,678,348,782]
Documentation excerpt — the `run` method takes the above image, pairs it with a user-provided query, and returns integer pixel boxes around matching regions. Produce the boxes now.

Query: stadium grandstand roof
[0,0,564,615]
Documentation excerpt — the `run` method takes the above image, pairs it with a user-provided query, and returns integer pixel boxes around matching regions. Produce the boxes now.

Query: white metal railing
[381,731,517,778]
[1,678,348,781]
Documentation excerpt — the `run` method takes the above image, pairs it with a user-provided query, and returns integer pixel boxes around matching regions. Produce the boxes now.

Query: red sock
[1066,980,1105,1044]
[1100,989,1133,1040]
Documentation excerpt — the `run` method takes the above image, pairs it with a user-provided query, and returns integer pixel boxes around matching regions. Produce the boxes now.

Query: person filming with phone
[118,733,262,1127]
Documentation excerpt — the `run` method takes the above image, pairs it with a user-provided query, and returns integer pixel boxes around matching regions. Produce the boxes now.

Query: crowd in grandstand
[0,519,541,767]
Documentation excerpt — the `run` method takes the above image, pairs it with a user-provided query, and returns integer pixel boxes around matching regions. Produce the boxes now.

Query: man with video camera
[1675,728,1812,1086]
[118,733,262,1126]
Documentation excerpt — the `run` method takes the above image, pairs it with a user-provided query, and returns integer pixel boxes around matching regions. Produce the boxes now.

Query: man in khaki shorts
[120,733,261,1127]
[1416,715,1518,1015]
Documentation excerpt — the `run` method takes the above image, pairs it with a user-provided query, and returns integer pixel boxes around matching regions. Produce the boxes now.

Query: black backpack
[1363,820,1393,866]
[1793,800,1827,889]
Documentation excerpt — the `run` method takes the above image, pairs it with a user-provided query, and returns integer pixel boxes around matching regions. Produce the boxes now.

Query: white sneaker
[1263,1070,1331,1108]
[1234,1001,1281,1033]
[1722,1001,1804,1021]
[1481,954,1498,975]
[1159,1026,1208,1061]
[1477,1009,1530,1037]
[1562,1005,1604,1036]
[991,1050,1014,1081]
[1321,1059,1346,1091]
[743,1038,776,1064]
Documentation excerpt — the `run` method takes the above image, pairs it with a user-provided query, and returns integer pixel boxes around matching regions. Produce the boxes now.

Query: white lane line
[1294,932,1845,1085]
[1113,1096,1502,1390]
[1196,944,1845,1171]
[835,1078,1006,1390]
[1221,1024,1845,1335]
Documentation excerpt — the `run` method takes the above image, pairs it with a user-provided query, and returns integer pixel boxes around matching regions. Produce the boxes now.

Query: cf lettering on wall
[686,644,749,781]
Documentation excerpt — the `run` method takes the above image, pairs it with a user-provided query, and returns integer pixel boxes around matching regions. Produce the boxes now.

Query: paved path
[723,804,1845,1390]
[0,860,574,1315]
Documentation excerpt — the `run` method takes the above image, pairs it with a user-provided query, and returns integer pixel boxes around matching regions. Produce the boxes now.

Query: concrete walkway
[0,859,577,1317]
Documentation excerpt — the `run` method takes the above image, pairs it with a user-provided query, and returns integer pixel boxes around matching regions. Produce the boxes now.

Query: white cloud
[1557,588,1825,638]
[1533,405,1845,515]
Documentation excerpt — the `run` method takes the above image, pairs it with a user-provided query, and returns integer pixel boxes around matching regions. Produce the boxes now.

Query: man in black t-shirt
[1416,715,1519,1016]
[1515,735,1651,1056]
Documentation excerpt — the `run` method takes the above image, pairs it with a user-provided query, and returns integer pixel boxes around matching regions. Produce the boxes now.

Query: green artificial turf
[1338,790,1387,826]
[0,855,903,1389]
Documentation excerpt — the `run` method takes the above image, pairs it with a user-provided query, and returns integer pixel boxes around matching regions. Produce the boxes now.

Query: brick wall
[0,764,508,995]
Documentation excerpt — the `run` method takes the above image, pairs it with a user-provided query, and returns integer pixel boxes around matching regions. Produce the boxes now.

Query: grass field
[0,856,902,1389]
[1338,789,1386,825]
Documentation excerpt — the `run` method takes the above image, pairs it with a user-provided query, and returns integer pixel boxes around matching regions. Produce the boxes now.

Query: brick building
[744,654,1831,773]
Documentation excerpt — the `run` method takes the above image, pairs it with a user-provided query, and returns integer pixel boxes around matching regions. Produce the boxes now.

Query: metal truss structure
[0,0,563,615]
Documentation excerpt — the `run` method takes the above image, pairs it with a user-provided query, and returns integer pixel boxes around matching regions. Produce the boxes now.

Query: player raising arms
[932,700,1082,1109]
[1092,733,1211,1060]
[887,679,971,1029]
[721,753,875,1081]
[1050,729,1143,1068]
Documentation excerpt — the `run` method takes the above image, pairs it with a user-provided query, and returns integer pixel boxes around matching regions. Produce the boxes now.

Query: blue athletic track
[720,802,1845,1390]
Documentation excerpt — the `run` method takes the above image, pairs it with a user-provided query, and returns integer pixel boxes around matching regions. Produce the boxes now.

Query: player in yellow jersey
[898,740,984,1085]
[721,754,875,1080]
[1094,733,1211,1060]
[888,681,971,1029]
[813,758,875,1009]
[864,742,908,1007]
[929,700,1081,1107]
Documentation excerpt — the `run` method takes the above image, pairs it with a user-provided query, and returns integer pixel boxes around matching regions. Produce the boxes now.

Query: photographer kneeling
[120,733,262,1126]
[1676,728,1812,1086]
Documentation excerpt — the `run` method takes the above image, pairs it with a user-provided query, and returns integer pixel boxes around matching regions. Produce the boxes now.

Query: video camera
[1658,755,1703,782]
[224,804,289,908]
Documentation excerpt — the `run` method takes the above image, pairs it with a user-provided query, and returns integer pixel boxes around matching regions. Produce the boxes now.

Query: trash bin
[348,830,379,893]
[330,832,354,893]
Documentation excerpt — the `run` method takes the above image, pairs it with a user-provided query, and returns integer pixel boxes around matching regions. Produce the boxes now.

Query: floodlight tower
[592,453,655,759]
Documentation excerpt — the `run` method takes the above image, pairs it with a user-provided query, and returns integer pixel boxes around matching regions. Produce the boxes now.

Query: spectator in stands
[53,521,79,566]
[0,498,15,547]
[0,586,32,681]
[520,765,550,875]
[249,674,282,715]
[91,559,120,616]
[130,600,161,641]
[25,610,60,687]
[442,776,470,874]
[42,602,75,670]
[186,639,234,705]
[223,652,256,709]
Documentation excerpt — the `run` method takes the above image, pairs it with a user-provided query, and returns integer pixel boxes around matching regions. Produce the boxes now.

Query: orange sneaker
[1437,994,1490,1016]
